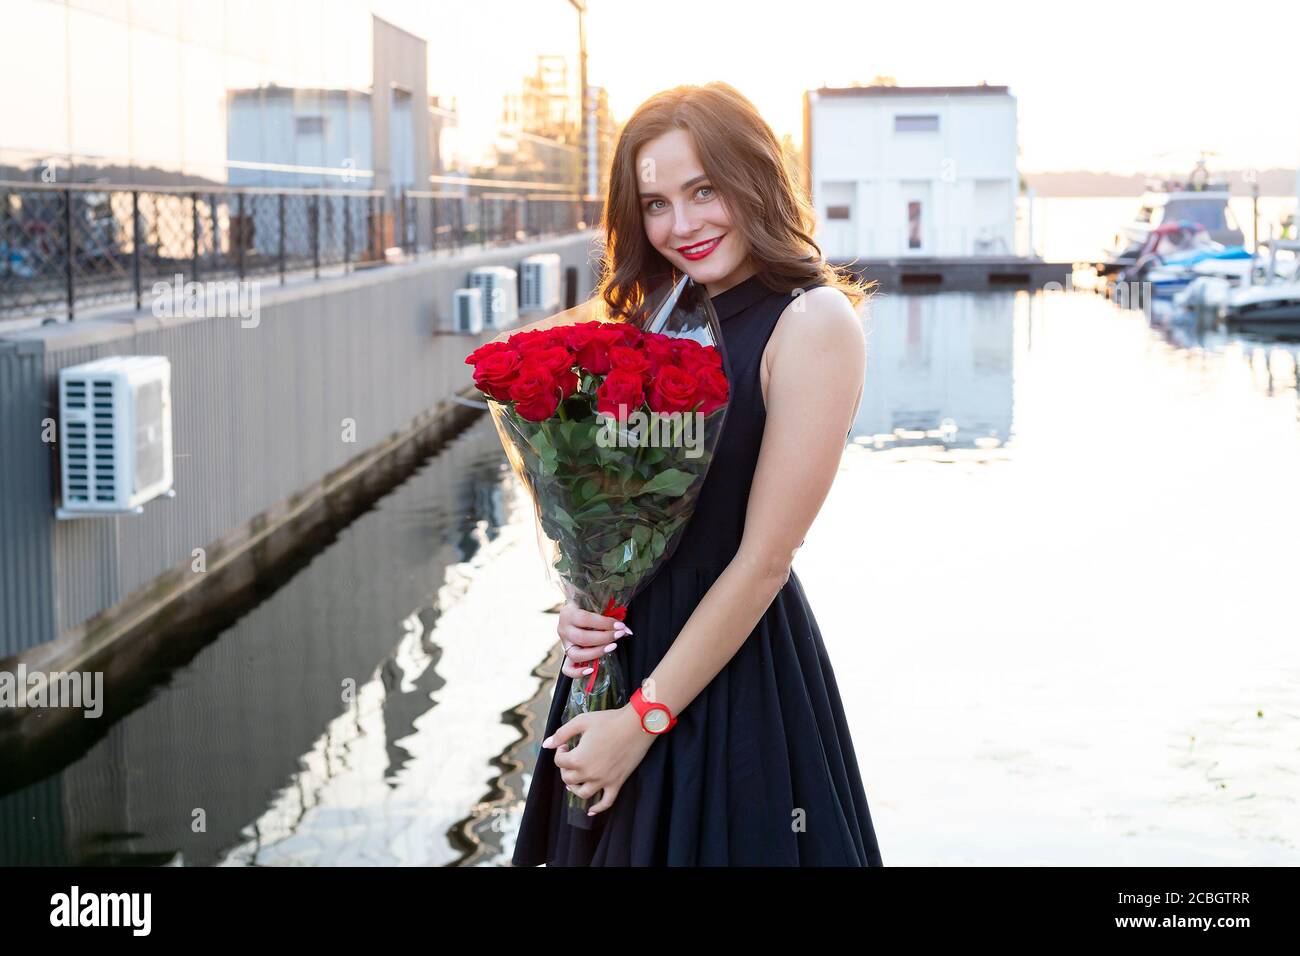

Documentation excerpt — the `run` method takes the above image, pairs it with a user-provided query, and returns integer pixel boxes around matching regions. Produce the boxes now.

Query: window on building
[826,204,851,220]
[908,201,923,249]
[894,114,939,132]
[295,116,326,136]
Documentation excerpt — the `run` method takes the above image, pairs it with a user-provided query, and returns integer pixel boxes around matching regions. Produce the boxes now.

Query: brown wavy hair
[595,81,874,323]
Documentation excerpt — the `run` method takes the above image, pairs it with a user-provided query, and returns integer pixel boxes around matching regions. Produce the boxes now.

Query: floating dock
[836,256,1074,292]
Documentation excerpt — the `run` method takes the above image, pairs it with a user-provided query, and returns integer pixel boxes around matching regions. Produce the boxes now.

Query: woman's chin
[676,257,741,284]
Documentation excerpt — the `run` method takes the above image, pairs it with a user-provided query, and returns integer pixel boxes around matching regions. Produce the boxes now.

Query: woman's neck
[705,260,758,299]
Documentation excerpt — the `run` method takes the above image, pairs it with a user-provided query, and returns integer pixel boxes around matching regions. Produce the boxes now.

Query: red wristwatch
[629,686,676,734]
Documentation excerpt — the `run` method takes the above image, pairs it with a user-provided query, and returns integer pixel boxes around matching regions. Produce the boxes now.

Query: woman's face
[636,128,754,296]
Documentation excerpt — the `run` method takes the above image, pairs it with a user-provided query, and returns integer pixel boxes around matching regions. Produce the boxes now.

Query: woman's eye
[645,187,711,212]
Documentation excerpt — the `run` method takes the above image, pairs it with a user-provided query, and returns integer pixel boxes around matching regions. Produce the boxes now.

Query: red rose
[608,345,651,376]
[506,329,547,352]
[694,366,729,415]
[509,361,562,421]
[472,349,523,402]
[554,368,579,400]
[596,369,646,419]
[612,323,644,347]
[465,340,514,367]
[574,325,628,375]
[513,332,557,356]
[640,336,679,375]
[524,345,576,377]
[561,323,598,352]
[680,339,722,368]
[648,365,700,414]
[505,329,530,345]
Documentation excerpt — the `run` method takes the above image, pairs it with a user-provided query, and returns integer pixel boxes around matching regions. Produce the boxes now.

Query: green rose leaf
[650,529,666,557]
[636,468,694,498]
[601,537,637,571]
[552,506,577,535]
[575,499,614,520]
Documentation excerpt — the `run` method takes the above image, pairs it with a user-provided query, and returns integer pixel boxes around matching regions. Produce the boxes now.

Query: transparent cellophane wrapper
[483,273,734,828]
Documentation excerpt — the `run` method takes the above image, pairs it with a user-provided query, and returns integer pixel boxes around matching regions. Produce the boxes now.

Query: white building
[802,84,1019,259]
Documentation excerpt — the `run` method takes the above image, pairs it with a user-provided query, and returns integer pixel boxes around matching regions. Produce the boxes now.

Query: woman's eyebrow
[639,173,709,199]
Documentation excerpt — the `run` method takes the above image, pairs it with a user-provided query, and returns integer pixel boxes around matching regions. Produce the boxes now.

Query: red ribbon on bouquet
[584,597,628,692]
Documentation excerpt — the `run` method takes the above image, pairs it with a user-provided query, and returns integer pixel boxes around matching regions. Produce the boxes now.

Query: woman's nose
[671,208,701,237]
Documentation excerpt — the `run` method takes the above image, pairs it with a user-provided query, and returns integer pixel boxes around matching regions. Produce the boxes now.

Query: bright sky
[585,0,1300,175]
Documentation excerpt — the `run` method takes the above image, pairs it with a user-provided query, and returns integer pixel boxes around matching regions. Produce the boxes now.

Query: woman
[511,82,883,866]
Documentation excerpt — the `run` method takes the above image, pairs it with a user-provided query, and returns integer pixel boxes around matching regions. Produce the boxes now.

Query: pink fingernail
[604,643,617,653]
[583,667,593,675]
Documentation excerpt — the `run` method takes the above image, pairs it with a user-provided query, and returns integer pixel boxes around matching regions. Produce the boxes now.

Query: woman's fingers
[556,601,633,680]
[559,633,625,678]
[564,640,617,664]
[562,625,615,648]
[562,620,633,647]
[561,603,633,642]
[585,783,619,815]
[568,605,624,631]
[561,651,605,678]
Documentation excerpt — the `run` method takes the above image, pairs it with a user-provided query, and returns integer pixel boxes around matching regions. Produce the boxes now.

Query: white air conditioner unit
[452,287,484,334]
[468,265,518,330]
[520,253,562,312]
[57,355,174,518]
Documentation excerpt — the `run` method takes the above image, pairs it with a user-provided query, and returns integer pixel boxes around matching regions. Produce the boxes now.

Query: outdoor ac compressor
[56,355,174,518]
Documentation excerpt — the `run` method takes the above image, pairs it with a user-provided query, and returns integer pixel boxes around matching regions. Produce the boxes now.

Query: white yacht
[1217,239,1300,331]
[1109,157,1245,263]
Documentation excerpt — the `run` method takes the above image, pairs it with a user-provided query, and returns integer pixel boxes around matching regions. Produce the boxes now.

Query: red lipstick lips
[676,234,723,260]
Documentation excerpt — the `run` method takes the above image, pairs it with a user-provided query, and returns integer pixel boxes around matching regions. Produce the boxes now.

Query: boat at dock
[1216,239,1300,332]
[1118,221,1251,299]
[1097,156,1243,277]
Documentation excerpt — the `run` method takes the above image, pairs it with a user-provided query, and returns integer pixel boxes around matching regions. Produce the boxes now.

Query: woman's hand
[544,704,655,816]
[557,599,632,679]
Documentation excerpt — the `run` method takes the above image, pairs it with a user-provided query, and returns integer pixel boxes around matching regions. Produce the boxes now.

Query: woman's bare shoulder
[760,285,865,412]
[768,285,864,362]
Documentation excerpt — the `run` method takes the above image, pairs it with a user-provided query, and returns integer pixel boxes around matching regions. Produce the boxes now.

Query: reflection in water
[1142,300,1300,419]
[804,288,1300,864]
[0,417,544,866]
[854,292,1017,452]
[3,289,1299,865]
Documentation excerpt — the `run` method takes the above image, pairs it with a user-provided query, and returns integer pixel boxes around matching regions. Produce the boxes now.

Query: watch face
[643,708,670,733]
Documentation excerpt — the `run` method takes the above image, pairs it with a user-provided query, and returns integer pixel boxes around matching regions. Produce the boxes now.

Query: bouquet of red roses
[464,273,731,828]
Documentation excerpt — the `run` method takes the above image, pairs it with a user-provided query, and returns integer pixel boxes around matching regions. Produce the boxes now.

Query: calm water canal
[3,288,1298,865]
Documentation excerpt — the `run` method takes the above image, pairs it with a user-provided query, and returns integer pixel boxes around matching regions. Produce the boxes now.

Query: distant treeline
[1024,169,1297,197]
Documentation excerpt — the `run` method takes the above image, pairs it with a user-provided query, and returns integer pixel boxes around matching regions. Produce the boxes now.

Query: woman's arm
[638,286,867,717]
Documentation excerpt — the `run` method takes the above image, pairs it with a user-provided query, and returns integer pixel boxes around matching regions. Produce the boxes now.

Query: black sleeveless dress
[510,271,885,866]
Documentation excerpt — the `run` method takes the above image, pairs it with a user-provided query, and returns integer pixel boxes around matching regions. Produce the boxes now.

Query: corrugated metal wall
[0,337,59,659]
[0,233,599,659]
